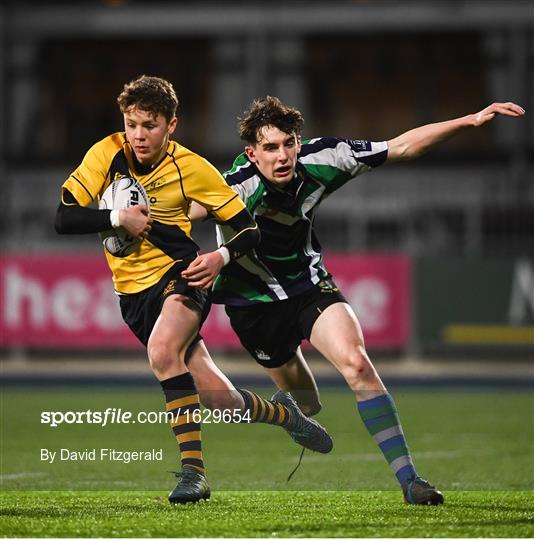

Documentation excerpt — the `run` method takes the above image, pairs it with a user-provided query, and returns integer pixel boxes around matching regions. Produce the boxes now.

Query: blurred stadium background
[0,0,533,386]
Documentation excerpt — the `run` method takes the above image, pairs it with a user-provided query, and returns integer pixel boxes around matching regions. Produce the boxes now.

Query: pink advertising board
[324,254,411,348]
[0,254,410,350]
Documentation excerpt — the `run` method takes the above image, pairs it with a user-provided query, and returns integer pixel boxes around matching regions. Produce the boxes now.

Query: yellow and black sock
[160,372,204,474]
[237,388,293,428]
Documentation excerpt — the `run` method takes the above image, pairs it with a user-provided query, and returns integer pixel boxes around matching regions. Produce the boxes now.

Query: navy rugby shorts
[225,277,346,368]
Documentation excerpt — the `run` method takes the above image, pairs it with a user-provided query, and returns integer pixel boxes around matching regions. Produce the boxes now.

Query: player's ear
[245,145,257,163]
[296,134,302,153]
[167,116,177,135]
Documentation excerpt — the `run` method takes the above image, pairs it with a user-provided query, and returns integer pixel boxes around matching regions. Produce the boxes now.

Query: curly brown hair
[117,75,178,122]
[238,96,304,144]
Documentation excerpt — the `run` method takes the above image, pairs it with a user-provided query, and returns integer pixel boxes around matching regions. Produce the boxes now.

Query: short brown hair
[238,96,304,144]
[117,75,178,122]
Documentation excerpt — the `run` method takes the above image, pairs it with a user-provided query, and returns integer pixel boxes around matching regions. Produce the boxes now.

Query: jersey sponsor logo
[150,176,174,190]
[348,140,372,153]
[318,278,339,293]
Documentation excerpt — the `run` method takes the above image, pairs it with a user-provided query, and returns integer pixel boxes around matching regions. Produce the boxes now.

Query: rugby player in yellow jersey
[55,76,332,505]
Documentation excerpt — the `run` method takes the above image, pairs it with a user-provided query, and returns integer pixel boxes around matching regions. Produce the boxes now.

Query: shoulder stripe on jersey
[170,154,187,202]
[300,137,387,169]
[299,137,340,158]
[70,174,93,201]
[299,145,355,176]
[224,152,249,175]
[235,175,262,202]
[225,162,256,186]
[300,140,387,176]
[212,193,239,212]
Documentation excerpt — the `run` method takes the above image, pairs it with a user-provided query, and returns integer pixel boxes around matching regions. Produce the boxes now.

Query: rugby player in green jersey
[186,96,524,504]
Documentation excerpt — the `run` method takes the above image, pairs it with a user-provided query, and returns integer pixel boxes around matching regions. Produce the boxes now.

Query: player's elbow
[388,138,420,162]
[391,142,411,161]
[240,224,261,255]
[54,205,77,234]
[403,144,426,160]
[227,223,261,260]
[250,224,261,249]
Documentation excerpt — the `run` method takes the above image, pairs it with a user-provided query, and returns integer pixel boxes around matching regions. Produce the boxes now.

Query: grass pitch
[1,490,532,538]
[1,386,533,537]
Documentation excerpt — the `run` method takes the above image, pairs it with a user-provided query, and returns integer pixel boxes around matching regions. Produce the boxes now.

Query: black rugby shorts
[225,277,346,368]
[119,260,210,347]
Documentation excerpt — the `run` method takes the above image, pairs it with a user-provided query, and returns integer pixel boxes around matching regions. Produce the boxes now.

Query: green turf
[1,490,533,537]
[1,387,533,536]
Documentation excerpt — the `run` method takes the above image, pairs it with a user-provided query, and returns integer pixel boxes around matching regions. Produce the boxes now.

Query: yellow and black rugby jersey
[62,132,245,294]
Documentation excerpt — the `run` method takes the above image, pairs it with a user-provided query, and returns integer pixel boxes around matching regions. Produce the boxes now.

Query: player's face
[123,106,177,165]
[245,125,301,187]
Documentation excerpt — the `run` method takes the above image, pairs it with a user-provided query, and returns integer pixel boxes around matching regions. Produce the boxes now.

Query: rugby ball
[98,176,150,257]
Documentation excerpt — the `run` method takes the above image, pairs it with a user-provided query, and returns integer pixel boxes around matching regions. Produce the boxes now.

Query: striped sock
[357,393,417,488]
[237,389,292,428]
[160,372,204,474]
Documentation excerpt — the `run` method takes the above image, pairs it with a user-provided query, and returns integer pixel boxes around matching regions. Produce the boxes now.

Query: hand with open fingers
[472,102,525,127]
[181,251,225,289]
[119,204,153,240]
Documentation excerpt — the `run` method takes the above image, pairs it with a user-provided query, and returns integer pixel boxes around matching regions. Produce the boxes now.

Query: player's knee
[147,340,183,376]
[340,347,373,386]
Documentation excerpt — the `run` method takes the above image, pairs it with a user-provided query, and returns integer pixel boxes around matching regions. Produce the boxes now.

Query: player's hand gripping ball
[99,177,150,257]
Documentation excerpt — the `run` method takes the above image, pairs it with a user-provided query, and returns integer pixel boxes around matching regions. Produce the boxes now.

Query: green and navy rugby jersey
[212,137,388,306]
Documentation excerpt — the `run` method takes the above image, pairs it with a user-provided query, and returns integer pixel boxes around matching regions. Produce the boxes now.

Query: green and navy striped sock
[357,393,417,488]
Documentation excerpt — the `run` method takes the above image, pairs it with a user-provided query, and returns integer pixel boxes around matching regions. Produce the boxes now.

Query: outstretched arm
[386,102,525,163]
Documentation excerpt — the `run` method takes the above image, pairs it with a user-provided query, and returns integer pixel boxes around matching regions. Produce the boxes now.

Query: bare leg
[308,302,444,502]
[309,302,386,401]
[149,296,330,453]
[186,339,244,410]
[184,339,331,453]
[147,294,202,380]
[147,294,207,485]
[263,348,322,416]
